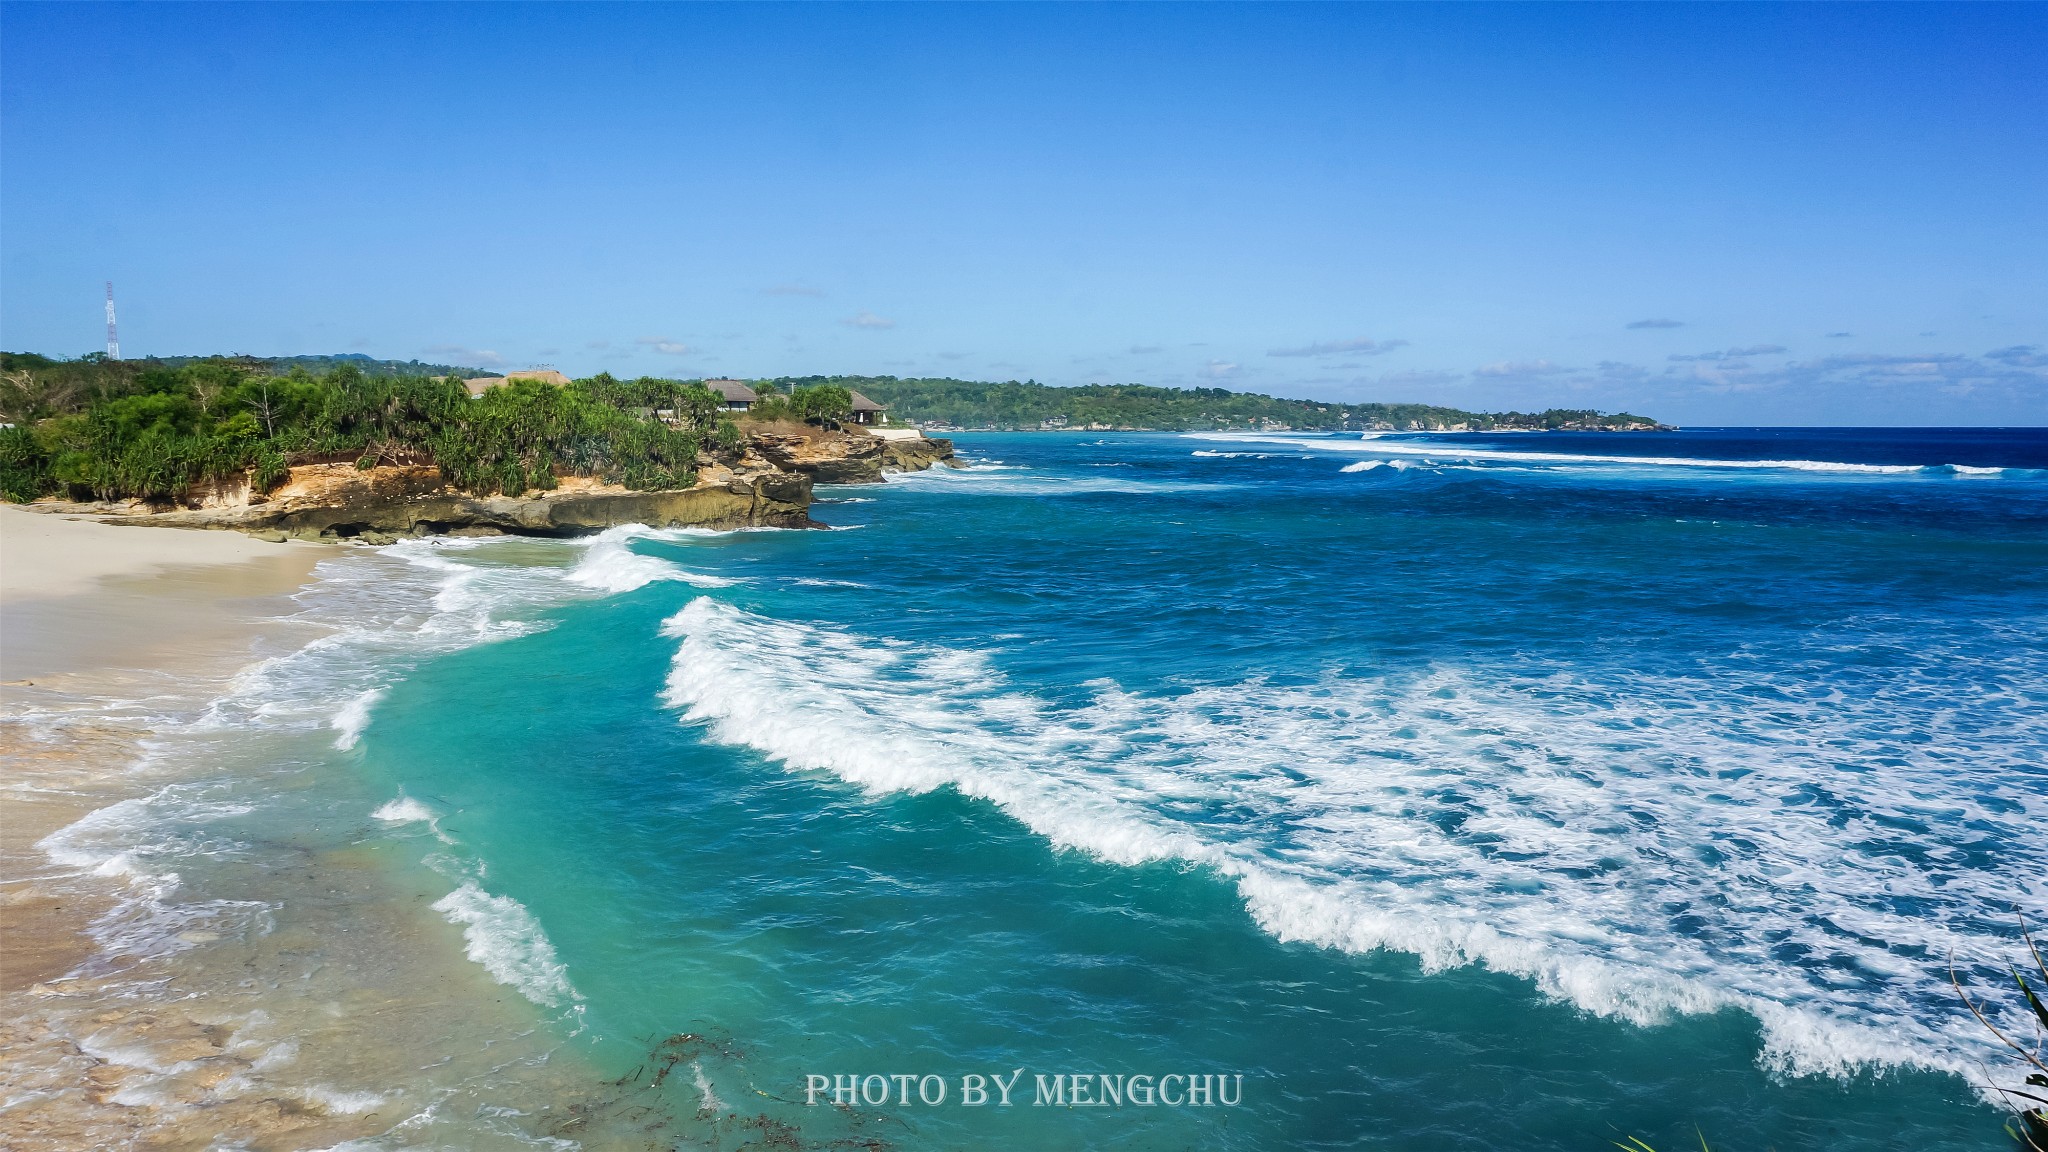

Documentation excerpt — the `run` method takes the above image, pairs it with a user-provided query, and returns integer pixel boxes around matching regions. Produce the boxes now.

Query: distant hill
[766,376,1662,432]
[148,353,504,379]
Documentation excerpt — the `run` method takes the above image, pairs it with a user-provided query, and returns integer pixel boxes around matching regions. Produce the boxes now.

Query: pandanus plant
[1953,914,2048,1151]
[1619,916,2048,1152]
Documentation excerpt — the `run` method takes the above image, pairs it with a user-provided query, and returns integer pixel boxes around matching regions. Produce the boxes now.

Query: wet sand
[2,508,331,995]
[0,511,687,1150]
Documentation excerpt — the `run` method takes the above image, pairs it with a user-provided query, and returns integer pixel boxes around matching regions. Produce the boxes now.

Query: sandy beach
[1,510,629,1150]
[0,511,358,1146]
[2,507,331,986]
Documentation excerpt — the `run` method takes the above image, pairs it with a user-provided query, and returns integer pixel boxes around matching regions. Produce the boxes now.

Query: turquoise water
[101,430,2048,1149]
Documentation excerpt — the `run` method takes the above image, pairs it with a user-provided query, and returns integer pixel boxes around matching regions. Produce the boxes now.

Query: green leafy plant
[1952,915,2048,1151]
[789,384,853,425]
[1613,1130,1714,1152]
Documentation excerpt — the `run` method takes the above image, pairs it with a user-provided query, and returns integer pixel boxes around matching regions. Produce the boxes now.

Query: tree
[790,384,852,424]
[245,377,281,438]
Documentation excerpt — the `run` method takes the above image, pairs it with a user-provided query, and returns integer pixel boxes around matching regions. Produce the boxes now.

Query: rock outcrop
[743,428,955,484]
[35,465,816,541]
[24,427,955,541]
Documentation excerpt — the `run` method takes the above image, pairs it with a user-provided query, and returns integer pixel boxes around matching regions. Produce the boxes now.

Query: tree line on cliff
[0,354,720,503]
[772,376,1660,432]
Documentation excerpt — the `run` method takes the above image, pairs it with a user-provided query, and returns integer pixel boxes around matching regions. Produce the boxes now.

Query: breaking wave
[1187,432,2034,478]
[658,596,2047,1084]
[330,688,384,750]
[430,880,580,1009]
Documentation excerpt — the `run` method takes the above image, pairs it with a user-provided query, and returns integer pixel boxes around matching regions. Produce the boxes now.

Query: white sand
[0,505,316,602]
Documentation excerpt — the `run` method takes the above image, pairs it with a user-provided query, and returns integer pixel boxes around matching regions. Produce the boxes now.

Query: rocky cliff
[739,428,956,484]
[23,428,955,541]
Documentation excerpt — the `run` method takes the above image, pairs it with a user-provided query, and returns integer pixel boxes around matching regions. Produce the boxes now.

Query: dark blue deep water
[148,428,2048,1149]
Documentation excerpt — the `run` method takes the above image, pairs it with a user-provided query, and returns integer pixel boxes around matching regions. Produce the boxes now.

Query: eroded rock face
[745,430,955,484]
[23,427,952,541]
[47,464,816,539]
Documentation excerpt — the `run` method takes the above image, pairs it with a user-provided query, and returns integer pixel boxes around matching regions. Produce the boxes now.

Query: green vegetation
[153,352,504,379]
[1616,919,2048,1152]
[767,376,1662,432]
[0,353,723,504]
[0,352,1663,504]
[741,382,854,426]
[1953,917,2048,1151]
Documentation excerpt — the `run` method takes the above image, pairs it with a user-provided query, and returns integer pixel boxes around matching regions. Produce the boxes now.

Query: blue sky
[3,3,2042,424]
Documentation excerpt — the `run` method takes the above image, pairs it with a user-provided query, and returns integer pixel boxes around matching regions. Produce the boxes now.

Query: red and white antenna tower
[104,282,121,360]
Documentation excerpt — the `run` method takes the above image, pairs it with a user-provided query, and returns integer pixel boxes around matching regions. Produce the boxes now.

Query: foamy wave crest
[658,597,2048,1084]
[430,881,579,1008]
[371,796,436,825]
[205,526,736,741]
[370,795,454,845]
[1339,459,1429,473]
[1185,432,2030,478]
[330,688,384,750]
[883,466,1227,496]
[566,525,736,593]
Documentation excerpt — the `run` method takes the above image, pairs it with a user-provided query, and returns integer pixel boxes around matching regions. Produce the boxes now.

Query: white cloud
[424,344,505,367]
[636,337,691,356]
[1474,359,1566,377]
[843,311,895,330]
[1268,337,1407,358]
[1669,344,1788,362]
[1200,360,1241,380]
[1372,369,1464,389]
[1987,344,2048,368]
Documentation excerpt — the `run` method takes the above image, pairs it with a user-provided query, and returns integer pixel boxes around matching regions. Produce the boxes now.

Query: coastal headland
[0,354,1657,545]
[17,426,954,541]
[1,354,957,539]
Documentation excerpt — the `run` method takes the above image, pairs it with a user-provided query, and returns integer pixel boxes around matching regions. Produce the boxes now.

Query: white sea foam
[565,525,736,593]
[330,688,385,750]
[883,464,1226,496]
[204,525,736,742]
[691,1060,725,1114]
[659,597,2048,1085]
[371,796,437,825]
[38,790,274,964]
[369,795,459,849]
[1339,459,1429,473]
[1186,432,2030,478]
[300,1085,391,1114]
[430,881,579,1008]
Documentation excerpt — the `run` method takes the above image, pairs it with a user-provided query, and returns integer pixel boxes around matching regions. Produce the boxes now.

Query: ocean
[44,427,2048,1150]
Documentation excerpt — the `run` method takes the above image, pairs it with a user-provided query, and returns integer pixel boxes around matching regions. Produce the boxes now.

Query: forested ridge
[770,375,1661,432]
